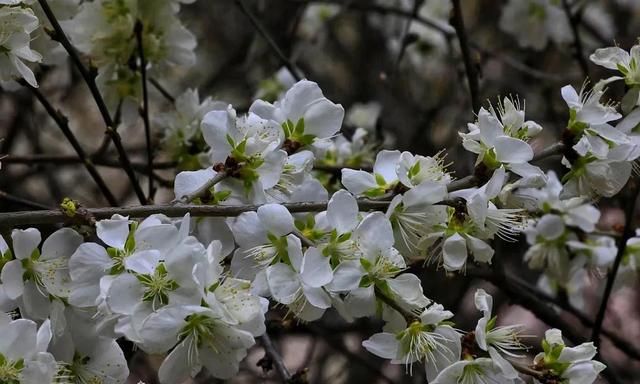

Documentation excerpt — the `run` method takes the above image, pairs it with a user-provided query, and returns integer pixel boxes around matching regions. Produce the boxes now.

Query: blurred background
[1,0,640,382]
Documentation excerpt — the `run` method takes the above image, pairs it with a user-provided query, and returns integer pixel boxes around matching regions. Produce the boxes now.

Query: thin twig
[473,43,568,82]
[282,0,455,37]
[2,154,176,170]
[507,359,546,380]
[450,0,480,113]
[468,265,622,384]
[532,142,565,162]
[173,171,228,204]
[259,333,292,382]
[561,0,590,79]
[510,275,640,360]
[235,0,303,81]
[37,0,147,204]
[24,83,119,206]
[390,0,424,78]
[150,77,176,103]
[374,286,418,322]
[0,190,53,210]
[135,20,154,201]
[592,180,640,348]
[447,174,478,192]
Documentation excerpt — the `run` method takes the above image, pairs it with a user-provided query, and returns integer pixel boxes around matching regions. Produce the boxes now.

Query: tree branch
[281,0,455,37]
[235,0,303,81]
[561,0,590,79]
[532,142,565,162]
[592,180,640,348]
[259,332,292,382]
[450,0,480,113]
[510,275,640,360]
[24,83,118,206]
[172,171,228,204]
[0,190,53,210]
[37,0,147,204]
[0,200,391,226]
[150,77,176,103]
[135,20,154,201]
[2,154,176,170]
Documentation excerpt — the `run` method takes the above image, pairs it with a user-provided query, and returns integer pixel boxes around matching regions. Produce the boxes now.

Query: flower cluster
[518,171,616,310]
[0,1,43,87]
[9,2,640,376]
[62,0,197,122]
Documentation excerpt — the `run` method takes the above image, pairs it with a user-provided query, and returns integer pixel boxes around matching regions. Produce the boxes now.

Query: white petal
[174,168,217,200]
[443,234,467,271]
[281,80,325,121]
[301,284,332,309]
[538,214,566,240]
[40,228,82,260]
[493,136,533,163]
[327,189,359,234]
[558,342,597,363]
[106,273,144,315]
[474,288,493,315]
[425,326,462,382]
[467,236,494,264]
[303,98,344,139]
[258,150,287,189]
[373,150,401,183]
[68,243,112,281]
[96,215,130,250]
[11,228,41,260]
[561,85,581,108]
[300,247,333,287]
[257,204,294,237]
[590,47,630,70]
[362,332,399,360]
[201,108,234,163]
[124,249,162,274]
[1,260,24,300]
[341,169,376,194]
[489,347,519,379]
[158,339,195,384]
[387,273,429,308]
[354,212,394,255]
[266,264,300,304]
[326,261,363,292]
[0,318,36,360]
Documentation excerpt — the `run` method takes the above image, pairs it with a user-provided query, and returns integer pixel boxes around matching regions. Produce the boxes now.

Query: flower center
[0,354,23,383]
